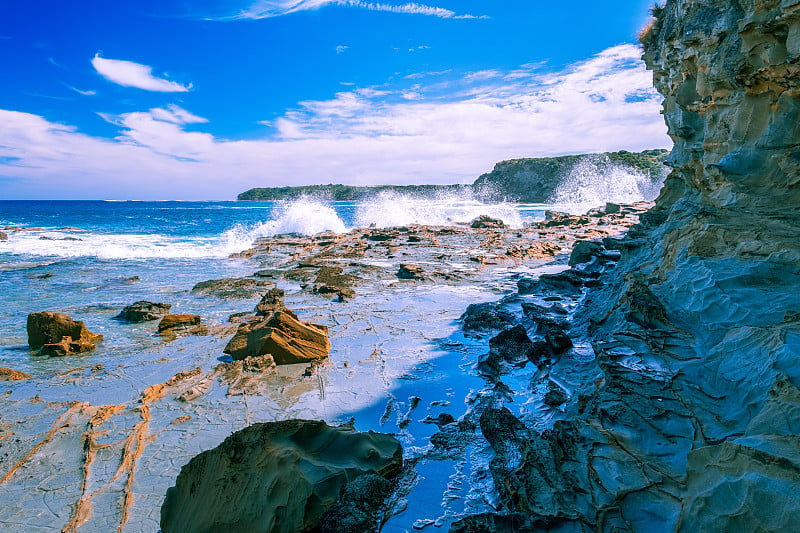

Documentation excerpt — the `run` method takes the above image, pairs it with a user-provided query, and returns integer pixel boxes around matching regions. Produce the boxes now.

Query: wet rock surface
[116,301,172,323]
[160,420,402,533]
[224,309,331,364]
[191,277,276,299]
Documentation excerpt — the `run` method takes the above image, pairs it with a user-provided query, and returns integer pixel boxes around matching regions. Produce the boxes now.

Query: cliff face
[469,1,800,530]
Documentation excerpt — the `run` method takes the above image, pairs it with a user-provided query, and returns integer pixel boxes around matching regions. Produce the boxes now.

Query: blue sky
[0,1,669,199]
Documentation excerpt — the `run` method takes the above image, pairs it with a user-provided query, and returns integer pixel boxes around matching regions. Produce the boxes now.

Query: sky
[0,0,670,200]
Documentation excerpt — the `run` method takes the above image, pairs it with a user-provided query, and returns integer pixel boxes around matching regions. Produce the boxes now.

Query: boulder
[0,231,7,241]
[160,420,402,533]
[568,240,604,266]
[488,325,535,367]
[116,301,172,322]
[191,278,276,299]
[224,310,330,364]
[396,263,426,280]
[470,215,506,229]
[157,314,207,336]
[26,312,103,355]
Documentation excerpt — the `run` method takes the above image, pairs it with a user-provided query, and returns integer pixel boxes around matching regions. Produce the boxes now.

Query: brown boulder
[470,215,506,229]
[158,314,208,336]
[397,263,426,280]
[116,301,172,322]
[0,231,7,241]
[224,310,330,364]
[255,288,286,316]
[27,312,103,355]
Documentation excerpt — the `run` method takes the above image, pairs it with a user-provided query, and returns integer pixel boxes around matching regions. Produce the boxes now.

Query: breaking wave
[548,155,666,214]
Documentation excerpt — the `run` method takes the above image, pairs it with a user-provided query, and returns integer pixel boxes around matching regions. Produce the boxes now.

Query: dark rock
[223,310,330,364]
[27,312,103,355]
[161,420,403,533]
[365,230,398,242]
[521,303,569,329]
[488,325,535,367]
[544,383,569,406]
[319,474,395,533]
[449,513,534,533]
[517,277,540,294]
[461,302,514,332]
[312,266,359,299]
[544,328,573,354]
[116,301,172,323]
[526,340,552,367]
[255,288,285,316]
[397,263,426,280]
[568,240,604,266]
[470,215,506,229]
[191,277,276,299]
[604,202,621,214]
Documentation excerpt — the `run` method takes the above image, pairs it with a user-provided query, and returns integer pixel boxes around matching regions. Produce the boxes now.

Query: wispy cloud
[335,45,349,54]
[91,54,192,92]
[219,0,485,20]
[63,83,97,96]
[0,45,669,200]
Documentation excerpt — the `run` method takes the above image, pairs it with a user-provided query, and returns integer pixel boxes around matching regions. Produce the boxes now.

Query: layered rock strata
[462,1,800,530]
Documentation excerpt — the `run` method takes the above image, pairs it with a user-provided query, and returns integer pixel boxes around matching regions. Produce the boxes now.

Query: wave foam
[354,191,524,228]
[548,155,666,214]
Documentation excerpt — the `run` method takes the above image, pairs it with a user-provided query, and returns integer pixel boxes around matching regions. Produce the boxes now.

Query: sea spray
[354,190,525,228]
[548,155,666,214]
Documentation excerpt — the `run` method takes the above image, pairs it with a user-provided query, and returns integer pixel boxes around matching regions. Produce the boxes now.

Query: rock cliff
[461,1,800,530]
[236,150,667,203]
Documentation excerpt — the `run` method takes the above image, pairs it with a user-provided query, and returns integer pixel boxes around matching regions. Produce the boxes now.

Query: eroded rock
[160,420,402,533]
[157,314,207,336]
[27,312,103,355]
[0,368,31,381]
[223,310,330,364]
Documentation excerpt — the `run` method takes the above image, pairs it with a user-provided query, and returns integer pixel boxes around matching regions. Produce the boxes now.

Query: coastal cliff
[468,0,800,530]
[237,149,667,202]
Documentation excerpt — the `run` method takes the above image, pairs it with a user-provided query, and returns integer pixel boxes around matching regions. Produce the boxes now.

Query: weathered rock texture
[116,300,172,322]
[224,310,331,364]
[160,420,402,533]
[26,312,103,355]
[477,1,800,530]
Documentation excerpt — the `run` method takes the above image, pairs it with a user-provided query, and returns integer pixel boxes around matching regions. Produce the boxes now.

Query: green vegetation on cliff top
[237,149,668,203]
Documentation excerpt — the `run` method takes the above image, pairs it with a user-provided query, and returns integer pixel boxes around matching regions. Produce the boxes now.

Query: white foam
[548,155,666,214]
[354,191,524,228]
[1,230,239,259]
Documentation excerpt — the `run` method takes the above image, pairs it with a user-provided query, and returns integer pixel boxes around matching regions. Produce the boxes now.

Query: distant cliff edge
[236,149,668,202]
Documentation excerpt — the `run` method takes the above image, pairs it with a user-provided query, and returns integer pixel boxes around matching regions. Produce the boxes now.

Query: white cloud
[335,45,349,54]
[222,0,484,20]
[91,54,192,92]
[0,44,669,200]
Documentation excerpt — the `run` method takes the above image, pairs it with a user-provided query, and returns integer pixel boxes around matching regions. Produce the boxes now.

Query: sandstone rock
[0,231,7,241]
[224,310,330,364]
[160,420,402,533]
[487,325,535,367]
[312,266,359,300]
[470,215,506,229]
[157,314,207,336]
[397,263,425,280]
[0,368,31,381]
[27,312,103,355]
[116,301,172,322]
[191,277,276,299]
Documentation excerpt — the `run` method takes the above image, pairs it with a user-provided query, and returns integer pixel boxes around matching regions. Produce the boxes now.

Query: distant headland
[237,149,668,203]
